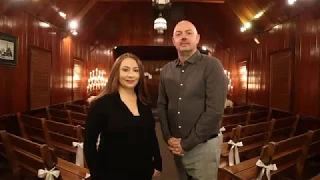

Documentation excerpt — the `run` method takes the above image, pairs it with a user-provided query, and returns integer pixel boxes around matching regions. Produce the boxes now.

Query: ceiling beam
[81,3,124,42]
[97,0,224,3]
[74,0,98,21]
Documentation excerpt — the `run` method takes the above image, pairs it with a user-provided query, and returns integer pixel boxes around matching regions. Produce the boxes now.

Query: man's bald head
[173,20,198,35]
[172,20,200,57]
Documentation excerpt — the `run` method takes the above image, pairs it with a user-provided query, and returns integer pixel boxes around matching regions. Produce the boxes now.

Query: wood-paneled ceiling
[3,0,320,48]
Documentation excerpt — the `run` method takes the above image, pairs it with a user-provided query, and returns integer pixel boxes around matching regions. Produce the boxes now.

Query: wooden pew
[306,128,320,159]
[221,115,299,167]
[270,108,292,119]
[45,120,82,162]
[311,173,320,180]
[269,115,299,142]
[224,105,251,115]
[1,130,89,179]
[69,111,87,126]
[221,110,272,142]
[0,130,19,179]
[18,114,83,164]
[250,104,269,112]
[247,110,271,124]
[64,103,88,114]
[17,113,53,148]
[221,113,250,142]
[0,130,56,179]
[46,107,73,125]
[221,120,275,168]
[222,131,313,180]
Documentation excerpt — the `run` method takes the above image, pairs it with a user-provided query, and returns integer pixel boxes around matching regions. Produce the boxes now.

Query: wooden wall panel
[269,50,293,112]
[29,47,51,110]
[98,3,230,71]
[0,9,91,116]
[230,11,320,118]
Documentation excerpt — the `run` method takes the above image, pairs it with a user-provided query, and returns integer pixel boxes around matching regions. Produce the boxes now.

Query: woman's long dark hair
[92,53,150,105]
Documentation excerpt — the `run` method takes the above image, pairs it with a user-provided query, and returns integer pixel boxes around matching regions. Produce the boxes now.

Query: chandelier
[152,0,171,10]
[87,68,108,95]
[154,13,167,34]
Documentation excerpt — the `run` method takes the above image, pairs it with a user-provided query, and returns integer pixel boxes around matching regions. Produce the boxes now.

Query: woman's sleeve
[149,108,162,171]
[84,100,103,179]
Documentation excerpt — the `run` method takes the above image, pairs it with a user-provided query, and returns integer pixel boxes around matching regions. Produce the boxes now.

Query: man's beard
[179,49,194,57]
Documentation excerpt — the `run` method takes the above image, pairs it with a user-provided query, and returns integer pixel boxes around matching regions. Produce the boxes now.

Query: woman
[84,53,162,179]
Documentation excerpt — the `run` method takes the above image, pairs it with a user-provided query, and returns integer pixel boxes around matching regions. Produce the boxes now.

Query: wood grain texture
[230,11,320,118]
[0,9,91,115]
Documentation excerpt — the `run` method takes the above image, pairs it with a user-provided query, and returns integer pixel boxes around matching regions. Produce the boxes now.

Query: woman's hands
[152,169,160,178]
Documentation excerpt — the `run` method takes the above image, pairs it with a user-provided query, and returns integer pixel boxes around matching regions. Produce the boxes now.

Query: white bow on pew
[38,167,60,180]
[72,142,84,167]
[219,127,226,136]
[227,140,243,166]
[82,173,91,180]
[96,134,101,150]
[256,159,277,180]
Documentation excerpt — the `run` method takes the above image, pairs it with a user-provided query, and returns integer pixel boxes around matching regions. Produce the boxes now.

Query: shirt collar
[175,50,201,66]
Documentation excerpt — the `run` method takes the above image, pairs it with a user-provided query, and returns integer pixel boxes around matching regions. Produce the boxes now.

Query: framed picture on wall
[0,32,18,67]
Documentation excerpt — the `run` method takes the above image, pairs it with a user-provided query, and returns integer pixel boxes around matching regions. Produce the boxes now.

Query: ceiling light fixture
[254,37,260,44]
[288,0,296,5]
[154,13,167,34]
[254,12,264,19]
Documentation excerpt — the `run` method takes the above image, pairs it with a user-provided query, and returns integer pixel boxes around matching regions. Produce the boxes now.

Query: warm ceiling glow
[288,0,296,5]
[254,37,260,44]
[39,22,50,28]
[69,20,78,30]
[71,30,78,35]
[59,12,66,19]
[244,22,251,28]
[254,12,264,19]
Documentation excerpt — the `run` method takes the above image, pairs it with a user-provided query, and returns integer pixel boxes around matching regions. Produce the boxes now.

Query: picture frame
[0,32,18,67]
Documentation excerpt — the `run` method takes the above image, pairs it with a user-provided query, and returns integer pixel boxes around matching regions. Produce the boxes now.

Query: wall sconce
[224,70,233,93]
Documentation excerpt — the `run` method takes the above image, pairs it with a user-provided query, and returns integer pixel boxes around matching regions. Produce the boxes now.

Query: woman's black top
[83,93,162,180]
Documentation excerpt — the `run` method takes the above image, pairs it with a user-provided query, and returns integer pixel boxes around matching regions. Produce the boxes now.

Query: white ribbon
[72,142,84,167]
[82,173,91,180]
[256,159,277,180]
[219,127,226,136]
[38,168,60,180]
[96,134,101,150]
[227,140,243,166]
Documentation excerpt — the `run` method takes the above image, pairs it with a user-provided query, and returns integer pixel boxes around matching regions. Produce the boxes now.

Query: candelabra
[224,70,233,93]
[87,68,108,95]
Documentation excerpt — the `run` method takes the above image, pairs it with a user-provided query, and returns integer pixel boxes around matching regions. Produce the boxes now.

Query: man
[157,20,228,180]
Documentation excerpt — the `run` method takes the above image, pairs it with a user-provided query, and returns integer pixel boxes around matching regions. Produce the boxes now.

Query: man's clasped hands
[167,137,185,156]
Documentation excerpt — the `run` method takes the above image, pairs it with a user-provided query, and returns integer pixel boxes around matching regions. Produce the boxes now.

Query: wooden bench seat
[64,103,88,114]
[69,111,87,126]
[18,113,83,164]
[228,131,313,180]
[221,120,274,159]
[311,173,320,180]
[0,130,89,179]
[46,107,73,125]
[221,113,249,142]
[247,110,271,124]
